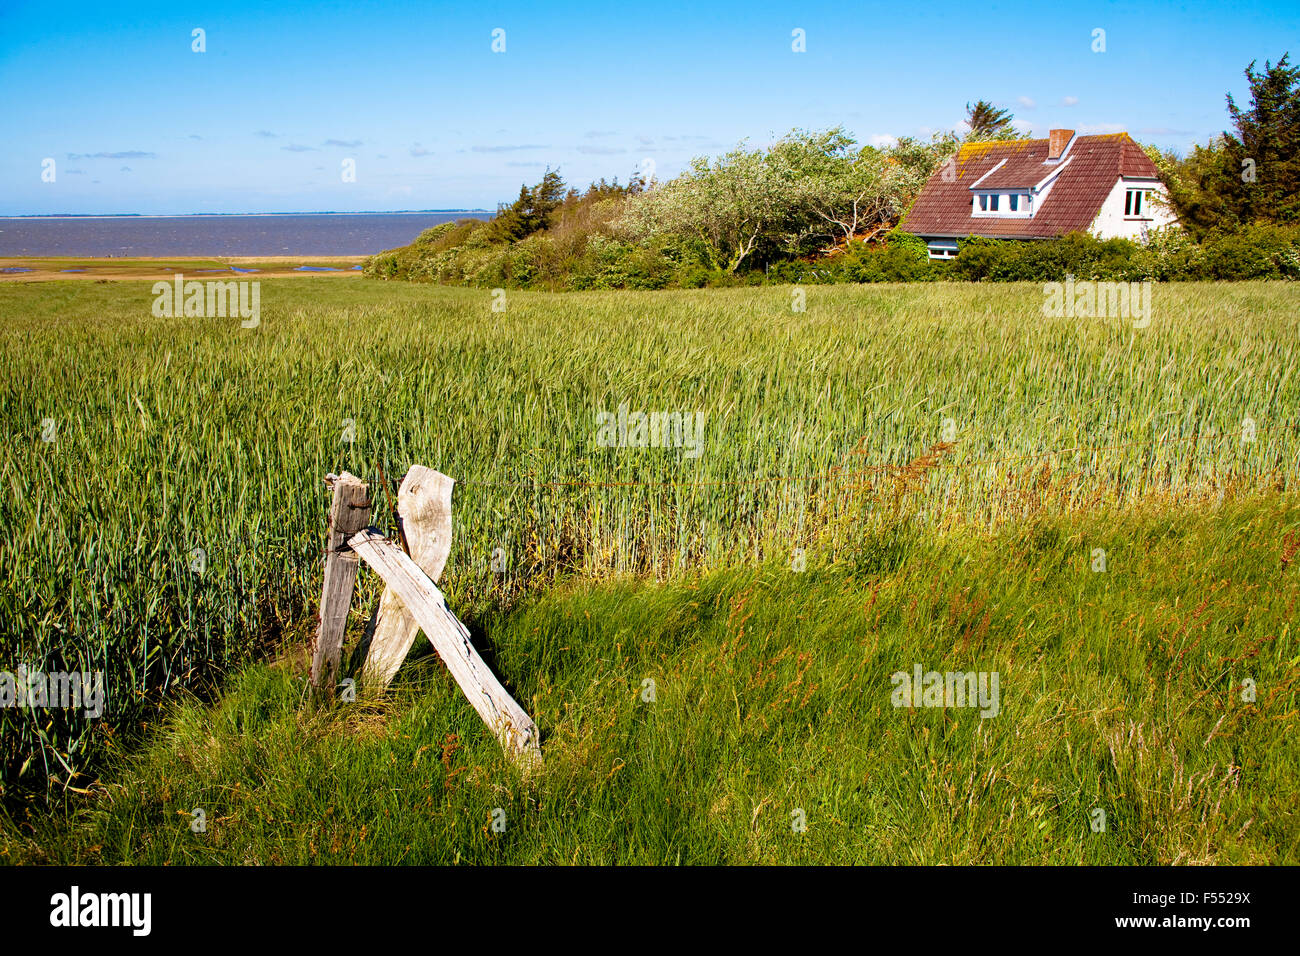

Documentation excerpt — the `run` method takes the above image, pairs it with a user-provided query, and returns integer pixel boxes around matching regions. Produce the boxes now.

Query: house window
[1125,189,1145,217]
[975,191,1032,217]
[927,241,958,260]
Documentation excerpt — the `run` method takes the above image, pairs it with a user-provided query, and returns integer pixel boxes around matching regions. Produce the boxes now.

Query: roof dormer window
[973,191,1032,218]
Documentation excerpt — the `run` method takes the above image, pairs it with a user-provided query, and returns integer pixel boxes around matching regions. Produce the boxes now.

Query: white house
[901,130,1177,259]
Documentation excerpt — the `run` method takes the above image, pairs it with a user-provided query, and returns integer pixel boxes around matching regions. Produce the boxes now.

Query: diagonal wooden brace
[349,528,542,771]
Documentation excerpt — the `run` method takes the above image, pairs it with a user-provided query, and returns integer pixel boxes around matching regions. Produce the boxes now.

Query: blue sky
[1,0,1296,214]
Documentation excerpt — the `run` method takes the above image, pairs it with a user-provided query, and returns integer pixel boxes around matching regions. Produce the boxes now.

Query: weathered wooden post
[311,472,370,694]
[349,527,542,771]
[361,466,454,688]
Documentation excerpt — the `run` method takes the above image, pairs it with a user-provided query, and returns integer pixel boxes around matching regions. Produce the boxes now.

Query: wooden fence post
[348,527,542,770]
[311,472,370,694]
[361,466,454,689]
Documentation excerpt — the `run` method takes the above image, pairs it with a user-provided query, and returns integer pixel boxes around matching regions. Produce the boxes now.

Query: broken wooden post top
[326,473,371,549]
[397,466,454,583]
[325,470,367,491]
[311,471,371,693]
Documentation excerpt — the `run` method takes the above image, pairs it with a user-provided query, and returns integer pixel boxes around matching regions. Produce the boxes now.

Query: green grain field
[1,279,1297,863]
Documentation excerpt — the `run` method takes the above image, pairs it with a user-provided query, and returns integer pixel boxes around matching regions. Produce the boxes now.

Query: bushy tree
[773,130,958,253]
[1165,54,1300,237]
[618,141,802,272]
[964,100,1027,141]
[620,128,958,270]
[486,168,569,242]
[764,127,868,251]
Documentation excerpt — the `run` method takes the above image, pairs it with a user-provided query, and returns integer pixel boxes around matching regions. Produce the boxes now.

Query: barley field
[0,278,1297,806]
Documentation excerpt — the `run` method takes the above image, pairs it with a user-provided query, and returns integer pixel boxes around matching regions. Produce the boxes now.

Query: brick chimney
[1048,129,1075,160]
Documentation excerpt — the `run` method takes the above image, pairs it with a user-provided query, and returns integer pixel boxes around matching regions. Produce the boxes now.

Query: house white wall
[1091,178,1178,240]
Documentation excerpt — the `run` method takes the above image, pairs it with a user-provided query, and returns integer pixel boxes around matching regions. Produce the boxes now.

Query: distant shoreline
[0,254,369,282]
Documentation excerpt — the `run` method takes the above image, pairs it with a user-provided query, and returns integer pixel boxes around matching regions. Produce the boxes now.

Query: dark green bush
[366,223,1300,288]
[948,233,1143,282]
[1199,224,1300,279]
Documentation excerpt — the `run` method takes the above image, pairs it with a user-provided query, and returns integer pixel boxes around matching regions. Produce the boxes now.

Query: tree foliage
[1164,54,1300,237]
[964,100,1025,141]
[486,168,569,242]
[619,127,957,271]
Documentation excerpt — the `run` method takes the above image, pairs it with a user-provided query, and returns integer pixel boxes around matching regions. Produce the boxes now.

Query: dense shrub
[363,219,488,280]
[368,223,1300,289]
[947,233,1142,282]
[1199,223,1300,279]
[934,226,1300,283]
[836,232,938,282]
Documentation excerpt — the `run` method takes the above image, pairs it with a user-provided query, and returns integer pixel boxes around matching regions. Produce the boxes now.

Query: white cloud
[869,133,898,148]
[1078,122,1127,134]
[1017,96,1037,110]
[1061,96,1079,107]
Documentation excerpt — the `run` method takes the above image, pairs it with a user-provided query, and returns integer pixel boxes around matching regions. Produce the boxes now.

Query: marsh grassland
[1,279,1296,863]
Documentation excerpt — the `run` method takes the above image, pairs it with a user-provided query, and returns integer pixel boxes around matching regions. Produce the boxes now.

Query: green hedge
[366,223,1300,289]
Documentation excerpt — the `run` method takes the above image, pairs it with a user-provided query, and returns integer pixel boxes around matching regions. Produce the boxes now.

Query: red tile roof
[900,132,1162,239]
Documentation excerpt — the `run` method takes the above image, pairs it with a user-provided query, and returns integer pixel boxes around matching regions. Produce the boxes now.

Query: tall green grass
[5,496,1296,864]
[0,279,1296,800]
